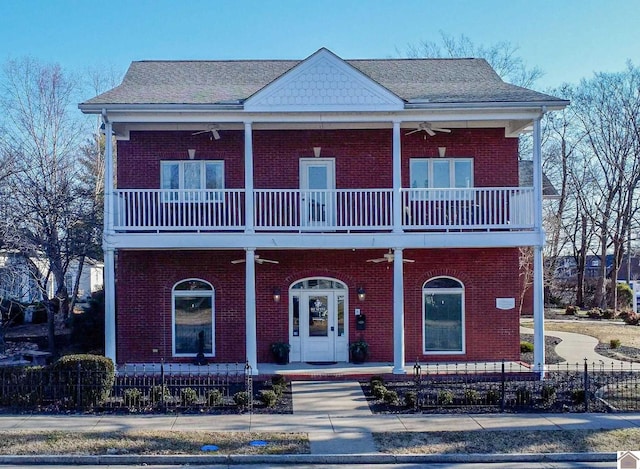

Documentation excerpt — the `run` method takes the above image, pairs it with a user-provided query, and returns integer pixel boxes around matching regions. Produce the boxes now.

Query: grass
[0,430,309,455]
[374,428,640,454]
[521,320,640,349]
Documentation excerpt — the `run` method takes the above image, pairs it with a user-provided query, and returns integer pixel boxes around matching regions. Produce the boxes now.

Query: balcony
[112,187,534,233]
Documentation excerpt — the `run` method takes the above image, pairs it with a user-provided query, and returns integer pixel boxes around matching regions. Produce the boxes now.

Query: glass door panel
[308,295,329,337]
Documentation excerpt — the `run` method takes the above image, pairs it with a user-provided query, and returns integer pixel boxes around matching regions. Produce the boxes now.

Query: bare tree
[0,58,89,354]
[402,31,543,87]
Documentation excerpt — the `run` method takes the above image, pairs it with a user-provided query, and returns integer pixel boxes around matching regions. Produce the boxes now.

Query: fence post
[245,361,253,414]
[160,360,165,413]
[500,360,506,412]
[76,362,82,411]
[413,360,421,409]
[583,359,589,412]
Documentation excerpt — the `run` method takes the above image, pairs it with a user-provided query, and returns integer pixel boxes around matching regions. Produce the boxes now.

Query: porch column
[244,121,255,233]
[102,115,116,364]
[532,116,546,376]
[103,247,116,364]
[392,120,403,233]
[245,247,258,374]
[392,247,406,374]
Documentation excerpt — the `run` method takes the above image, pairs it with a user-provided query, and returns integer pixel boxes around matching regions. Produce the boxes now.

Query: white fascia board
[105,230,544,250]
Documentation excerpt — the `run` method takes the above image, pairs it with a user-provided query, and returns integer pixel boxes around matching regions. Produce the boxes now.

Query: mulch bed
[520,333,564,365]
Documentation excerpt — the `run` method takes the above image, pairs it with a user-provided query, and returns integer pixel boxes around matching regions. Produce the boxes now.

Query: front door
[300,158,335,229]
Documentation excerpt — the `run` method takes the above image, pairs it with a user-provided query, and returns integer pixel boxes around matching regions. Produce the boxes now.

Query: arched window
[172,279,215,356]
[423,277,465,354]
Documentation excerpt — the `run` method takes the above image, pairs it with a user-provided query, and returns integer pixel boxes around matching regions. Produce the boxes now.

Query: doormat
[306,362,337,366]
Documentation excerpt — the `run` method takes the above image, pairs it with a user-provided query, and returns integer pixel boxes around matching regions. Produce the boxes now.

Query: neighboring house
[0,251,103,304]
[80,48,568,373]
[553,255,614,280]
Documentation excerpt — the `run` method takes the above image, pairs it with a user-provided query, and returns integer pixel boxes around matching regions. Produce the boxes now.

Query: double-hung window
[410,158,473,200]
[161,160,224,202]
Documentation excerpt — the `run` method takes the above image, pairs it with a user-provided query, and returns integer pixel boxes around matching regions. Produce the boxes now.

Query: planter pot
[350,348,367,364]
[272,351,289,365]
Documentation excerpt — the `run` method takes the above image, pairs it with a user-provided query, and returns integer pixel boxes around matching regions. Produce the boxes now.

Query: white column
[392,247,406,374]
[532,116,546,377]
[392,120,403,233]
[244,121,255,233]
[103,247,116,364]
[103,118,114,234]
[245,247,258,374]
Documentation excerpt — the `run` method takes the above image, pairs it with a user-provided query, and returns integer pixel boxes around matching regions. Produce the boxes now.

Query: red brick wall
[116,128,518,189]
[115,248,520,364]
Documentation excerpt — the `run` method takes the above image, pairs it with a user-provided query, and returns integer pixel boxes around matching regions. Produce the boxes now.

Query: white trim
[171,278,215,358]
[422,276,466,355]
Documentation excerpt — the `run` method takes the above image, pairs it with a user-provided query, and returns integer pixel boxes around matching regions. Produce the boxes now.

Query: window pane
[161,163,179,189]
[183,162,201,189]
[205,162,223,189]
[175,280,212,291]
[175,296,212,354]
[337,295,345,337]
[424,293,462,352]
[410,160,429,188]
[432,161,450,188]
[424,278,463,289]
[308,295,328,337]
[292,296,300,337]
[454,161,472,188]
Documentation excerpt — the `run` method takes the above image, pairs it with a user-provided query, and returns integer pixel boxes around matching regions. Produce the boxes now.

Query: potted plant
[270,341,291,365]
[349,339,369,364]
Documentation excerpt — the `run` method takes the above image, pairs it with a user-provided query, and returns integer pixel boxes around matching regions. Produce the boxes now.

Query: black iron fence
[372,360,640,413]
[0,362,253,413]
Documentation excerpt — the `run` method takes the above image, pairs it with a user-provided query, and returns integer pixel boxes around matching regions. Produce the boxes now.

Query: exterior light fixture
[357,287,366,302]
[438,147,446,157]
[313,147,321,158]
[188,149,196,159]
[273,287,281,303]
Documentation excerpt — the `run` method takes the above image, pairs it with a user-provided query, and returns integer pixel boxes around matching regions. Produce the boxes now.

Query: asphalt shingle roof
[83,57,563,106]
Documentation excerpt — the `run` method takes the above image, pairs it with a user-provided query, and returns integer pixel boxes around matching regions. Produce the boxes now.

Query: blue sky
[1,0,639,92]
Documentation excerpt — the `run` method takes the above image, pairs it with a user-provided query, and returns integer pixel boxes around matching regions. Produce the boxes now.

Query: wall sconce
[357,287,366,302]
[272,287,281,303]
[313,147,321,158]
[438,147,446,157]
[188,149,196,160]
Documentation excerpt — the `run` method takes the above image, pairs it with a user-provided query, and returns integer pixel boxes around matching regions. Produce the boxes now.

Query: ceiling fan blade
[403,259,416,263]
[366,258,386,263]
[432,127,451,133]
[425,128,436,136]
[192,130,209,135]
[405,128,421,135]
[259,259,279,264]
[230,259,245,264]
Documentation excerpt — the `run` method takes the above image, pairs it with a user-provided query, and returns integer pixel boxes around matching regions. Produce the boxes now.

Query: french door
[300,158,335,229]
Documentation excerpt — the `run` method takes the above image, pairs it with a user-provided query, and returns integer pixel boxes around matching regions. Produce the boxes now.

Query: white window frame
[172,278,215,357]
[161,160,225,202]
[422,276,465,355]
[409,158,473,201]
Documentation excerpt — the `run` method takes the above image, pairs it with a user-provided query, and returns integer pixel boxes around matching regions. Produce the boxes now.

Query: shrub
[69,290,105,353]
[150,384,171,404]
[603,309,618,320]
[0,366,45,406]
[206,389,223,406]
[588,308,604,319]
[51,354,115,409]
[272,383,286,398]
[369,375,384,387]
[404,390,417,408]
[463,389,480,404]
[233,391,250,408]
[271,375,287,387]
[260,389,278,407]
[571,389,585,404]
[610,339,622,349]
[180,387,198,406]
[520,341,534,353]
[565,305,579,315]
[541,384,557,404]
[437,390,454,406]
[485,388,500,405]
[123,388,143,408]
[622,312,640,326]
[515,387,531,405]
[383,389,399,405]
[371,383,387,400]
[617,283,634,309]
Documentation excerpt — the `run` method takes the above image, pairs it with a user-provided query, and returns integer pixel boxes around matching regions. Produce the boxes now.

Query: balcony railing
[112,187,534,233]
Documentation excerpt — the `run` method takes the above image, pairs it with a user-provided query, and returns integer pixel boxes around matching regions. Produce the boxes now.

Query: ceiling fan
[192,126,221,140]
[231,255,279,265]
[405,122,451,137]
[366,249,415,264]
